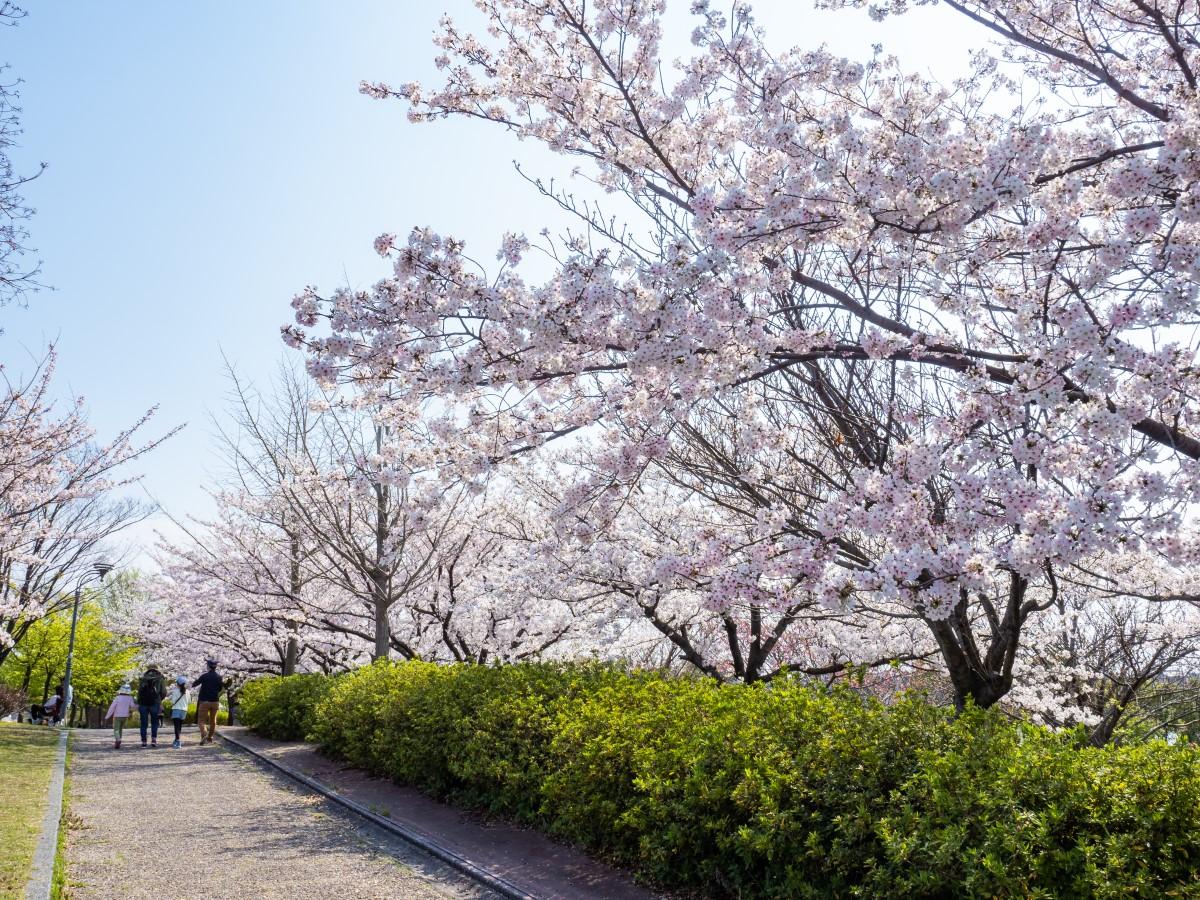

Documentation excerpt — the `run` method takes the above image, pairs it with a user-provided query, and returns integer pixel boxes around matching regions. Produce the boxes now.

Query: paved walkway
[223,728,660,900]
[65,727,498,900]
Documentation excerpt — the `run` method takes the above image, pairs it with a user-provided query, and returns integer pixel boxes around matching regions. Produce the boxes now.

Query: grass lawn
[0,723,60,898]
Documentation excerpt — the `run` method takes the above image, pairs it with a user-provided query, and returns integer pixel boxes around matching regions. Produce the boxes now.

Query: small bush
[238,673,335,741]
[246,660,1200,898]
[0,684,25,719]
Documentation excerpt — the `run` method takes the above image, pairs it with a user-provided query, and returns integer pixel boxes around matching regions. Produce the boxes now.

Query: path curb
[217,731,537,900]
[25,728,68,900]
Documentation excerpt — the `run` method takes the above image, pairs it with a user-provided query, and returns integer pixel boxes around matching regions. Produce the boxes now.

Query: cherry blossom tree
[154,362,339,675]
[290,0,1200,709]
[132,564,369,680]
[997,550,1200,743]
[0,2,43,305]
[508,449,936,682]
[154,495,342,676]
[409,485,610,663]
[0,349,171,661]
[159,361,575,668]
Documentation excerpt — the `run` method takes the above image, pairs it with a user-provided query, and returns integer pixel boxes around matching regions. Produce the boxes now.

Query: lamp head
[92,562,113,578]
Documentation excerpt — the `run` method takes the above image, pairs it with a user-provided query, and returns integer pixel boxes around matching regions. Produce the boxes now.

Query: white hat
[118,683,132,695]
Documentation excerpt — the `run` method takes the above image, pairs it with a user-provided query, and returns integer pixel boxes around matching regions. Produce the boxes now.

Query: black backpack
[137,672,162,705]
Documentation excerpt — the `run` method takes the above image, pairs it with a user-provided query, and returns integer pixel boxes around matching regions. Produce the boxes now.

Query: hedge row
[241,662,1200,898]
[239,672,333,741]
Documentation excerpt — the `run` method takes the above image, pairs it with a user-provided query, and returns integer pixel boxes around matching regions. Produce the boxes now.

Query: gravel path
[65,727,499,900]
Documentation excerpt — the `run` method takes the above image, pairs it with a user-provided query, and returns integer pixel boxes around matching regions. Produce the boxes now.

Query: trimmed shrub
[246,661,1200,898]
[867,708,1200,898]
[309,660,630,815]
[238,673,335,741]
[542,676,955,896]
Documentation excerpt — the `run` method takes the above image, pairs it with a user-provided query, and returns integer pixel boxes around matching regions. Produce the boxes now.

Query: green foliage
[0,603,137,714]
[869,709,1200,899]
[1113,678,1200,746]
[238,673,337,741]
[243,662,1200,898]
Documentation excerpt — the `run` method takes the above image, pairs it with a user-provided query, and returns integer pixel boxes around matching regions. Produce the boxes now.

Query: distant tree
[0,349,172,663]
[0,599,137,721]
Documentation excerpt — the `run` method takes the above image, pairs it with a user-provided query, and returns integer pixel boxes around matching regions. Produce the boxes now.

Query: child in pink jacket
[104,683,136,749]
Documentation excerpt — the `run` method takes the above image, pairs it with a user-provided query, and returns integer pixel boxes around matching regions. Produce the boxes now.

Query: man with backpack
[136,663,166,748]
[192,658,226,745]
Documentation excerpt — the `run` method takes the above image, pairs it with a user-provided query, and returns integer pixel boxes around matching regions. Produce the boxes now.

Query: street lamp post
[62,561,113,726]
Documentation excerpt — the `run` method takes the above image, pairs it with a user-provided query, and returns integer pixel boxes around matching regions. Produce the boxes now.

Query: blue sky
[4,1,975,565]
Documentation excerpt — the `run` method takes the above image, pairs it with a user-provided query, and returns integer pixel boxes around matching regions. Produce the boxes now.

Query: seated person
[42,692,61,724]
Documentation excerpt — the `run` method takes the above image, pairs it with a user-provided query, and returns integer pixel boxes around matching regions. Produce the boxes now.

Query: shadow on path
[225,728,661,900]
[64,727,496,900]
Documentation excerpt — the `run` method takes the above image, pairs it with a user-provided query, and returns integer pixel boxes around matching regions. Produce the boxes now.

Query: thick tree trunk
[283,626,299,676]
[1089,708,1122,747]
[929,575,1029,711]
[930,617,1015,711]
[373,600,391,661]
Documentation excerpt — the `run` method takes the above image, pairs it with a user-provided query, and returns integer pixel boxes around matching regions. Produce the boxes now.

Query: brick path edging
[217,730,535,900]
[25,728,68,900]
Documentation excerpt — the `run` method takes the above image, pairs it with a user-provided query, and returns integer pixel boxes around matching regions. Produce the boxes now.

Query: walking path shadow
[223,727,662,900]
[64,727,497,900]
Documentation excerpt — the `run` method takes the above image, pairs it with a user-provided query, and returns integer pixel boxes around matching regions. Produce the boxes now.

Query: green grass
[0,723,60,898]
[50,734,71,900]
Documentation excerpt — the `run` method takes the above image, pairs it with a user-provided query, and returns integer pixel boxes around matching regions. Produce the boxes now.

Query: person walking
[192,658,225,745]
[103,683,136,749]
[136,663,166,748]
[166,676,189,749]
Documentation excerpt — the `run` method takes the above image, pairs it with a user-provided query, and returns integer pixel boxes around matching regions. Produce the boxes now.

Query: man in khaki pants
[192,658,226,744]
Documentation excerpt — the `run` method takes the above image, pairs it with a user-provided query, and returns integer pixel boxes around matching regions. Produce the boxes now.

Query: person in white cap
[104,683,136,749]
[166,675,189,749]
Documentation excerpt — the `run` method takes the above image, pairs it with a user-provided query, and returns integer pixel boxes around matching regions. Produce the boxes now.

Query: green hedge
[242,662,1200,898]
[238,673,335,741]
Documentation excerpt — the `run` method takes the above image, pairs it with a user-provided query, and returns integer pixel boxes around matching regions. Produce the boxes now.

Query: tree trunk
[373,599,391,661]
[371,430,392,663]
[1089,708,1122,747]
[927,576,1028,712]
[283,627,299,676]
[16,662,32,722]
[283,533,301,676]
[930,617,1014,711]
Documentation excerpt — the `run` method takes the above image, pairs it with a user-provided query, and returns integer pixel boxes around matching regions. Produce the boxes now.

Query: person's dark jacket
[192,669,225,703]
[137,670,165,706]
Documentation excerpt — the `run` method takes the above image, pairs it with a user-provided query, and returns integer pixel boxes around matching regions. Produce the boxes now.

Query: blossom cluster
[276,0,1200,713]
